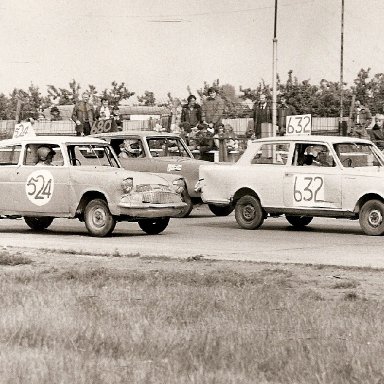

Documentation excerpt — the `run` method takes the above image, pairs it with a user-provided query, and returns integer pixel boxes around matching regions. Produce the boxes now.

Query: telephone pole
[272,0,278,136]
[340,0,344,121]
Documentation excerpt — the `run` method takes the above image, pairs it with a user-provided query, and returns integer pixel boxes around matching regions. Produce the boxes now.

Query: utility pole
[340,0,345,132]
[272,0,278,136]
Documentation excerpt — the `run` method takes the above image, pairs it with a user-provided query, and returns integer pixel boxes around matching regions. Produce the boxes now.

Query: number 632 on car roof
[286,114,312,135]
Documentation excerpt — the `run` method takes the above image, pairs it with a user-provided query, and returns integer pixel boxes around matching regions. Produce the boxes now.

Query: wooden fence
[0,117,341,139]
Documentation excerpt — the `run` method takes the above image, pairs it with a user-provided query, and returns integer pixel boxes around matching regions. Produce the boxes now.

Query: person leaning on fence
[71,92,95,136]
[369,114,384,150]
[350,99,371,139]
[50,106,63,121]
[195,123,214,161]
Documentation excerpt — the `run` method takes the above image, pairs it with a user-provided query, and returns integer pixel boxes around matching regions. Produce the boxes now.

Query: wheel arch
[75,191,108,219]
[232,187,260,204]
[354,193,384,213]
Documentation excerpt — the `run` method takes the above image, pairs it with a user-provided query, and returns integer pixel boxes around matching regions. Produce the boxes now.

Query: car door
[0,144,23,212]
[283,142,342,209]
[248,142,291,208]
[11,143,70,215]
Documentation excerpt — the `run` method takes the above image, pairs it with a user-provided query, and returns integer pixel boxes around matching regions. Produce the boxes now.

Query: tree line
[0,68,383,121]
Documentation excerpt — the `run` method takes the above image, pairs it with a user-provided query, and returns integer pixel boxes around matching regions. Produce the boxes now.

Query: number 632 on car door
[292,174,324,207]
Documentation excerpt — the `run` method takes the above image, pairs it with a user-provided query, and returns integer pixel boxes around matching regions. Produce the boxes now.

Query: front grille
[142,191,180,204]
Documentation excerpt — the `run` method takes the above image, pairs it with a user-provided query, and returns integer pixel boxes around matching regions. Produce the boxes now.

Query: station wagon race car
[92,131,224,217]
[0,136,187,237]
[197,135,384,236]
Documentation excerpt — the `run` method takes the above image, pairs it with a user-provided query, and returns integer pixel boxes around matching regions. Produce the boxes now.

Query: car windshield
[146,137,191,158]
[333,142,384,167]
[67,144,120,167]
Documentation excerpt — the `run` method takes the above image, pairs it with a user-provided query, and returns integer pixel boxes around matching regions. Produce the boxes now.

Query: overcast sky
[0,0,383,102]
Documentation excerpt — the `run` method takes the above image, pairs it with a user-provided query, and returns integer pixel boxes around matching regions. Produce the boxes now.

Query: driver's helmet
[37,146,54,161]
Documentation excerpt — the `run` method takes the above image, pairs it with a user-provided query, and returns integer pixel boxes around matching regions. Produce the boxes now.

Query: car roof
[92,131,181,139]
[0,136,108,146]
[249,135,373,145]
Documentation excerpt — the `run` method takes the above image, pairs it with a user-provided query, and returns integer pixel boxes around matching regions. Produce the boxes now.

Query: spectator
[71,92,95,136]
[181,95,202,128]
[195,123,214,161]
[50,106,63,121]
[111,106,123,131]
[350,99,371,139]
[224,124,239,152]
[369,114,384,150]
[253,94,272,139]
[202,87,225,130]
[95,98,112,121]
[277,94,296,135]
[179,122,191,145]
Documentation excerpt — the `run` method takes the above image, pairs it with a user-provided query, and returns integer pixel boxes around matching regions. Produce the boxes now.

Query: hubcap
[92,207,107,228]
[368,209,383,227]
[243,204,256,221]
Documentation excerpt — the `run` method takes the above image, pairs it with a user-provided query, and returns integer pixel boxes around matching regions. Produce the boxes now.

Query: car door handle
[285,173,293,177]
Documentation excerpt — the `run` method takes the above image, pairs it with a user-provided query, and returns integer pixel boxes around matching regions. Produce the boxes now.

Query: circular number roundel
[25,170,55,206]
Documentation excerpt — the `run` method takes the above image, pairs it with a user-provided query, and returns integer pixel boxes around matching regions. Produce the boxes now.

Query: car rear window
[0,145,21,165]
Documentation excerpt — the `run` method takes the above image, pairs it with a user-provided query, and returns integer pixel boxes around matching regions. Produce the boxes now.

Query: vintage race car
[92,131,225,217]
[0,136,187,237]
[197,135,384,236]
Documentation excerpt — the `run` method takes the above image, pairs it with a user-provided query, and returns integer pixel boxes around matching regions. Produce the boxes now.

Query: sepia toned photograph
[1,0,384,383]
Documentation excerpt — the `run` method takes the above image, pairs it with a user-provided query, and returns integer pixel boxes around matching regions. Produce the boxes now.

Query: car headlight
[121,177,134,193]
[172,178,185,194]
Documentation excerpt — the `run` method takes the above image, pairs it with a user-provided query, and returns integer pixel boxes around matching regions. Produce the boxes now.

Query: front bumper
[118,202,187,218]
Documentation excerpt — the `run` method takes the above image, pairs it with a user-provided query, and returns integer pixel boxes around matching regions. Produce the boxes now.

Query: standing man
[181,95,202,128]
[277,94,296,136]
[350,99,371,139]
[71,92,95,136]
[202,87,225,130]
[253,94,272,139]
[369,114,384,150]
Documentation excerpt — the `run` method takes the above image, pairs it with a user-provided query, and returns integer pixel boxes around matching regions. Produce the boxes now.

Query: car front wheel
[24,216,54,231]
[175,190,194,218]
[208,204,234,217]
[84,199,116,237]
[138,217,170,234]
[235,195,264,230]
[359,199,384,236]
[285,215,313,227]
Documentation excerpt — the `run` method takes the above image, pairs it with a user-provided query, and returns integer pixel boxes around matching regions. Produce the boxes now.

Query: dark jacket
[369,124,384,149]
[71,101,95,134]
[277,104,297,135]
[253,102,272,138]
[181,104,202,127]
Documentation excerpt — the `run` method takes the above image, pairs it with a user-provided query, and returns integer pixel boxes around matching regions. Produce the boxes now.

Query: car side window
[293,143,335,167]
[24,144,64,166]
[0,145,21,165]
[251,143,289,165]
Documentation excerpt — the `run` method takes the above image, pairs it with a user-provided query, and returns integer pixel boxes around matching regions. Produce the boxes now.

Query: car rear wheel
[235,195,264,230]
[138,217,170,234]
[285,215,313,227]
[84,199,116,237]
[359,199,384,236]
[208,204,234,217]
[175,190,194,218]
[24,216,54,231]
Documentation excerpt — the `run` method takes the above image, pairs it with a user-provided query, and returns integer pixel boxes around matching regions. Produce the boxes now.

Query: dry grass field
[0,247,384,384]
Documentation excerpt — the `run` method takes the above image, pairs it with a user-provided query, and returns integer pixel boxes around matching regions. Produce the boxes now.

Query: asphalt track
[0,205,383,268]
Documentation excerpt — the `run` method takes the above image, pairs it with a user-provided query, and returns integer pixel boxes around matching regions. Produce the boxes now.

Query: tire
[208,204,234,217]
[175,190,194,218]
[235,195,264,230]
[24,216,54,231]
[285,215,313,227]
[359,199,384,236]
[84,199,116,237]
[138,217,170,235]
